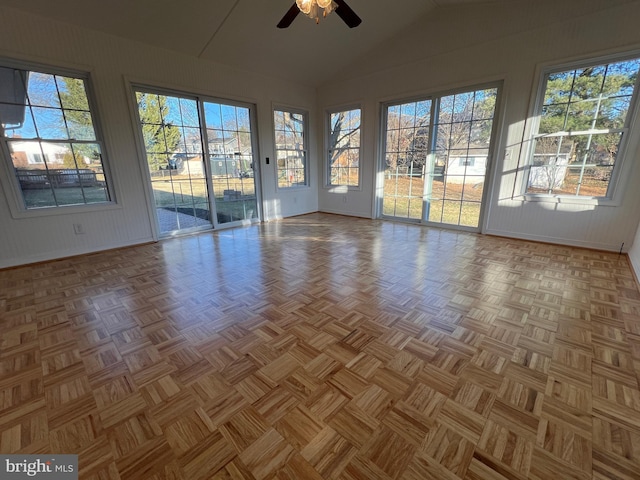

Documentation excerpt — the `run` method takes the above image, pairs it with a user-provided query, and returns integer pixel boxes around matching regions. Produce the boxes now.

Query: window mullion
[198,99,216,227]
[423,98,439,222]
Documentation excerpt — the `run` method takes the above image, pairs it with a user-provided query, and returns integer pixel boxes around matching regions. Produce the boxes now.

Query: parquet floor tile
[2,213,640,478]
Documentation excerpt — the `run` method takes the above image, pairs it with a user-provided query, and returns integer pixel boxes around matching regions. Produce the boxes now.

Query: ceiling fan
[277,0,362,28]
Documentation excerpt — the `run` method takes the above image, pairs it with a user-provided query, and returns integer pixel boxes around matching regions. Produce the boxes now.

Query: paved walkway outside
[156,207,211,233]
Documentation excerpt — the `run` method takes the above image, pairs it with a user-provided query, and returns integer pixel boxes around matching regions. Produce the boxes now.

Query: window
[459,157,475,167]
[0,64,111,209]
[527,55,640,198]
[30,153,44,164]
[328,107,361,187]
[274,108,308,188]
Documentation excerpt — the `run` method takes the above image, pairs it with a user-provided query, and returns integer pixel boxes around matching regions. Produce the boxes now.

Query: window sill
[521,194,618,207]
[277,184,311,191]
[9,201,121,220]
[324,184,362,193]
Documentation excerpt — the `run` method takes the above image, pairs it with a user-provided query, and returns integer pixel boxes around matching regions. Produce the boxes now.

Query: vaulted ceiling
[0,0,534,87]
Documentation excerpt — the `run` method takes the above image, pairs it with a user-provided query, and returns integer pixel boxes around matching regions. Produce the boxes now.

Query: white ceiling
[0,0,522,87]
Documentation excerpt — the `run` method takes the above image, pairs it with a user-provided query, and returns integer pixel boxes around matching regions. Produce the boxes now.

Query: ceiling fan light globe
[317,0,332,8]
[296,0,312,15]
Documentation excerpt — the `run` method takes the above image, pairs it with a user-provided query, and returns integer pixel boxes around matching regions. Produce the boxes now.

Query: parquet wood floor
[2,213,640,479]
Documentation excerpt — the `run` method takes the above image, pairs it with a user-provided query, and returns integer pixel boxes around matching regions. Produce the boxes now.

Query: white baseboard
[484,228,624,252]
[318,208,372,219]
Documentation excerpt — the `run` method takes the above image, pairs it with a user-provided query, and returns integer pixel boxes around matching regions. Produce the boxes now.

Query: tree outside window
[328,108,361,187]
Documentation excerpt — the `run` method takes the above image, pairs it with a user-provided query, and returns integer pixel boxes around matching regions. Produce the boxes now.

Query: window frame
[523,51,640,204]
[0,58,117,218]
[325,105,362,189]
[273,105,310,189]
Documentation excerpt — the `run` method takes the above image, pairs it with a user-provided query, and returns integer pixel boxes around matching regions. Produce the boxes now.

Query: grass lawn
[382,174,484,227]
[22,186,110,208]
[526,170,609,196]
[22,172,486,229]
[21,171,258,226]
[151,175,257,225]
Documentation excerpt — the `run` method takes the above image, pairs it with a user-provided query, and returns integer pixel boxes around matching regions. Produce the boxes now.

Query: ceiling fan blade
[277,3,300,28]
[334,0,362,28]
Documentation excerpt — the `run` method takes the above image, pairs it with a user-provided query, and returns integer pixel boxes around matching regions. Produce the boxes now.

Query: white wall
[630,223,640,280]
[317,0,640,252]
[0,6,318,268]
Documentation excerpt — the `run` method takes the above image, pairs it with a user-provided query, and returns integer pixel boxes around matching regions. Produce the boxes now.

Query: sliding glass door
[135,92,211,234]
[380,85,500,230]
[382,100,432,220]
[203,101,258,225]
[134,89,260,236]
